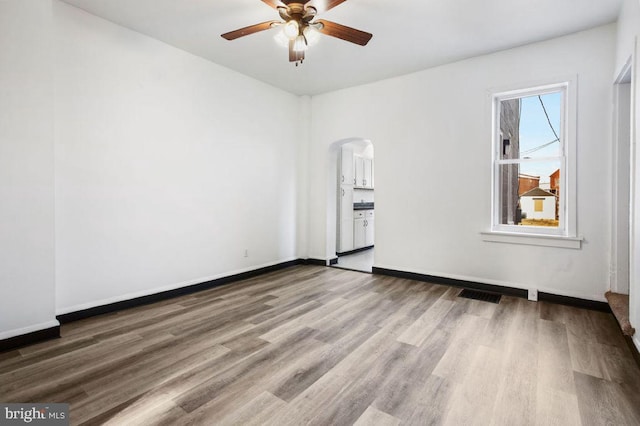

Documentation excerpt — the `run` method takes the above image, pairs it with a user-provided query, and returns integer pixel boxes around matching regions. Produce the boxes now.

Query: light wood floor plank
[216,391,288,426]
[535,386,581,426]
[396,295,455,347]
[353,405,401,426]
[490,299,539,426]
[441,344,504,425]
[537,318,576,395]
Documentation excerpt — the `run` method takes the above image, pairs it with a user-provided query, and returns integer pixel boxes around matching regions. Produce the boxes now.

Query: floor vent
[458,289,502,304]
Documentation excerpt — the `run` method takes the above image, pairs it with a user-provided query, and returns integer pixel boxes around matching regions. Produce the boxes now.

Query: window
[534,199,544,212]
[485,79,580,248]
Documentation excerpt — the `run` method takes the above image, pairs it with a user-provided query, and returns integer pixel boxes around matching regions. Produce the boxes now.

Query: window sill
[480,231,583,249]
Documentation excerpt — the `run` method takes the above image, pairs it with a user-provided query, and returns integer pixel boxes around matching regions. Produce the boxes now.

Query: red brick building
[549,169,560,219]
[518,174,540,196]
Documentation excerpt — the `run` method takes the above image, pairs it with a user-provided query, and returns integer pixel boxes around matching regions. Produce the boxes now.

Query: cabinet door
[339,218,354,252]
[354,156,365,187]
[341,146,354,186]
[365,217,375,246]
[354,218,366,249]
[363,158,373,188]
[340,185,353,221]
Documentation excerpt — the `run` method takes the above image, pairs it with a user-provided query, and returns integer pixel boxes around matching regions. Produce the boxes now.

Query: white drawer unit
[354,209,374,250]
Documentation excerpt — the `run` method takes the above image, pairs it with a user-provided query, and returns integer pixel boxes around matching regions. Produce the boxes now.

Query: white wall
[53,2,301,314]
[296,95,311,260]
[616,0,640,76]
[309,24,616,301]
[616,0,640,350]
[0,0,57,339]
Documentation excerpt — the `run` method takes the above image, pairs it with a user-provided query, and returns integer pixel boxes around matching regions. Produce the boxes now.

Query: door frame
[325,138,373,264]
[611,57,633,294]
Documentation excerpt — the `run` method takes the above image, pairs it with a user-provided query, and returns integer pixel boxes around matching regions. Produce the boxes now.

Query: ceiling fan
[221,0,372,66]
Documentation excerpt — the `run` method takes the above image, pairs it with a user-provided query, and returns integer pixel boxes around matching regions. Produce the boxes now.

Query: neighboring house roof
[521,187,557,197]
[519,173,540,179]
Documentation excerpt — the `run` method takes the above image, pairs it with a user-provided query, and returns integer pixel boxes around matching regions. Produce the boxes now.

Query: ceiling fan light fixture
[293,34,308,52]
[273,29,290,48]
[283,20,299,39]
[303,25,320,46]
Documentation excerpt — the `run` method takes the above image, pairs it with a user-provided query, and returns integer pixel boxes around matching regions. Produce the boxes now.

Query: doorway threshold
[332,247,374,273]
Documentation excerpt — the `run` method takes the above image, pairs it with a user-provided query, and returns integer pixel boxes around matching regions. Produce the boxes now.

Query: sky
[515,91,562,184]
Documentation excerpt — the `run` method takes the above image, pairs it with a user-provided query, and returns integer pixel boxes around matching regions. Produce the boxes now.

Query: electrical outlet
[528,289,538,302]
[244,249,248,258]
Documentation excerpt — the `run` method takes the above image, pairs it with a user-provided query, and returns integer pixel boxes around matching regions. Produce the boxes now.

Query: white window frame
[482,77,582,249]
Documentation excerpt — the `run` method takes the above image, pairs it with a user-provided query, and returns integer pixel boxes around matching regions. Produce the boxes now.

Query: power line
[517,96,560,156]
[537,95,560,142]
[521,137,559,155]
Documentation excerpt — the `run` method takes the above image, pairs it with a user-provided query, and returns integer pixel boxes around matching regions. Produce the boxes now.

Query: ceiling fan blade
[323,0,348,11]
[316,19,372,46]
[289,40,305,62]
[260,0,281,9]
[221,21,279,41]
[283,0,312,4]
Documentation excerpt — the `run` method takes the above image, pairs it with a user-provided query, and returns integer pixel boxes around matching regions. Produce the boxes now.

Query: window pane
[500,92,562,160]
[497,160,561,227]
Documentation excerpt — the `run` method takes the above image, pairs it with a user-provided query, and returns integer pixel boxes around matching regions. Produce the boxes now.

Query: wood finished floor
[1,265,640,425]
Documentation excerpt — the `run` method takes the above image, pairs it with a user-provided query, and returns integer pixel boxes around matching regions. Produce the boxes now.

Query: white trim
[56,257,298,315]
[628,37,639,342]
[488,76,578,241]
[480,230,582,249]
[492,223,564,236]
[610,57,634,293]
[496,157,562,165]
[0,320,60,341]
[373,263,606,302]
[634,335,640,353]
[496,83,570,100]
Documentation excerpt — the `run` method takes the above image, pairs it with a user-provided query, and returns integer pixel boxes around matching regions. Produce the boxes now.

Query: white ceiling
[61,0,622,95]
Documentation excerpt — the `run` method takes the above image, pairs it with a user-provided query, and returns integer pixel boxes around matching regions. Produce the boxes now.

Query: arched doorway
[326,138,375,272]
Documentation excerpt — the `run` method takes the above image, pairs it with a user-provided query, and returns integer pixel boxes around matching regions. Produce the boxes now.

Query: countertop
[353,202,374,210]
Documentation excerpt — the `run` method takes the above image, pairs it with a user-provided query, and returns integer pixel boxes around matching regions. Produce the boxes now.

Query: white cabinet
[338,186,354,252]
[363,159,373,188]
[364,210,374,246]
[354,217,366,249]
[339,145,374,254]
[340,218,354,252]
[340,186,353,222]
[355,156,364,187]
[341,146,355,186]
[353,210,374,249]
[354,155,373,188]
[338,146,355,253]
